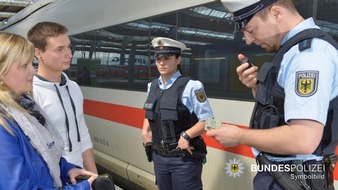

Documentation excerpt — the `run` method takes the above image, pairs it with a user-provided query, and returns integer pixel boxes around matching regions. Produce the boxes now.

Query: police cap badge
[151,37,186,58]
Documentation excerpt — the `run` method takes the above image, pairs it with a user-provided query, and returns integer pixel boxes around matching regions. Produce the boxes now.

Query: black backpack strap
[176,76,190,98]
[273,28,326,69]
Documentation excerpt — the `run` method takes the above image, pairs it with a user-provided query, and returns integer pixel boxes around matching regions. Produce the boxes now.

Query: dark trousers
[253,171,284,190]
[152,152,203,190]
[253,171,335,190]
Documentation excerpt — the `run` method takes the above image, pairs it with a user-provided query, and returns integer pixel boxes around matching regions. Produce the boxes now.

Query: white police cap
[221,0,277,31]
[151,37,186,57]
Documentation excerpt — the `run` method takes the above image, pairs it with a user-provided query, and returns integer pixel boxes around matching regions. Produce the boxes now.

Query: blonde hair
[0,32,35,134]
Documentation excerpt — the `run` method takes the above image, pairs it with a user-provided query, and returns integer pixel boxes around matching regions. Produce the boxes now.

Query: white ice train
[2,0,337,189]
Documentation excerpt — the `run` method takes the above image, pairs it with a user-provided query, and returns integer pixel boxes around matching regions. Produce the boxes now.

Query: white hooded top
[33,72,93,167]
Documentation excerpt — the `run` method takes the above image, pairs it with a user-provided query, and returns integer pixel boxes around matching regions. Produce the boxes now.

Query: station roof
[0,0,37,23]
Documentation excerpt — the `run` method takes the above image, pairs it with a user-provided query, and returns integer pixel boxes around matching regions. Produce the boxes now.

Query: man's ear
[270,6,282,21]
[34,48,42,59]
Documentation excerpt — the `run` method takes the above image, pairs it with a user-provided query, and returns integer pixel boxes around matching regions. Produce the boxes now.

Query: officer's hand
[142,132,152,145]
[236,54,258,89]
[206,124,242,147]
[177,137,194,155]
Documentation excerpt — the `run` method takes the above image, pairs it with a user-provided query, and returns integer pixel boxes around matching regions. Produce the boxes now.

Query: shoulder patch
[194,88,206,103]
[295,71,318,97]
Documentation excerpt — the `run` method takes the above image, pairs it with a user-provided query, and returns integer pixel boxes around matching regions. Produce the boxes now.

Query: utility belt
[256,153,337,190]
[153,142,206,160]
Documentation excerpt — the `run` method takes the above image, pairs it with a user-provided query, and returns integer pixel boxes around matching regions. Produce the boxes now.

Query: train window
[68,0,337,101]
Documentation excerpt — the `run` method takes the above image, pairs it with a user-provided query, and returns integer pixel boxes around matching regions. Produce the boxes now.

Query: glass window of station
[68,0,338,101]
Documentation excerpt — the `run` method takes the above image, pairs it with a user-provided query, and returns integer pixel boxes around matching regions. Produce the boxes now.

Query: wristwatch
[181,131,191,141]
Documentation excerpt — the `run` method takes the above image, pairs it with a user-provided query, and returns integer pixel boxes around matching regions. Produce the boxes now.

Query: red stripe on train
[84,99,338,180]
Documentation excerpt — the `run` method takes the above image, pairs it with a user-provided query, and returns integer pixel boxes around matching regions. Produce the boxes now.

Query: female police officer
[142,37,214,190]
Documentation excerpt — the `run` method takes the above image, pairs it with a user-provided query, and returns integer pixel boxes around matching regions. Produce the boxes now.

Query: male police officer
[142,37,214,190]
[207,0,338,189]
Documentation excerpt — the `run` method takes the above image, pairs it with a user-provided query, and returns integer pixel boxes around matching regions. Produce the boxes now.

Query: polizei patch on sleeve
[295,71,318,97]
[194,88,206,103]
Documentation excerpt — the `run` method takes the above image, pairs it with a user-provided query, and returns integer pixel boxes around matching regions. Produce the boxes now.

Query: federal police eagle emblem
[231,163,239,173]
[295,71,318,97]
[225,158,244,178]
[194,88,206,103]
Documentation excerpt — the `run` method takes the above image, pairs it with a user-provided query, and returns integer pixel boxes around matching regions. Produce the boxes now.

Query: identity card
[205,117,223,130]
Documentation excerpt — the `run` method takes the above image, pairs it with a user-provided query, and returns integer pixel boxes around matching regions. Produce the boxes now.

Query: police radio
[240,57,254,70]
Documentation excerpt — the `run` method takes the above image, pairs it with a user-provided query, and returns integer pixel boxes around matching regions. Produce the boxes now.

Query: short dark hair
[257,0,298,20]
[27,21,68,51]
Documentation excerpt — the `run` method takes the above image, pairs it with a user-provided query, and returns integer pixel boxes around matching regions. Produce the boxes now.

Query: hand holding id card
[205,117,223,130]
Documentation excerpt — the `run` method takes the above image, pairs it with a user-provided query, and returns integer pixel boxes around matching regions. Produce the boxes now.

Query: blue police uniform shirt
[147,71,214,121]
[254,17,338,162]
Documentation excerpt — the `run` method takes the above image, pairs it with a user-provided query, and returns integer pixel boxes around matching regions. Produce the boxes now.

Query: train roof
[0,0,337,42]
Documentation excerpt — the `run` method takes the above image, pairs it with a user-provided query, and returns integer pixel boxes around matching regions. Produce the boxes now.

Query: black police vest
[144,76,199,144]
[251,28,338,156]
